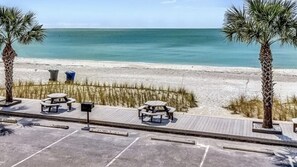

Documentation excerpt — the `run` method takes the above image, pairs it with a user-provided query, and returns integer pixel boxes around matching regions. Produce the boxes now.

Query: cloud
[161,0,177,4]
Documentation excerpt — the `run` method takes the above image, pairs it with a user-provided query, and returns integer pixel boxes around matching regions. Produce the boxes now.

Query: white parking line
[199,145,209,167]
[105,137,140,167]
[11,130,78,167]
[196,143,208,148]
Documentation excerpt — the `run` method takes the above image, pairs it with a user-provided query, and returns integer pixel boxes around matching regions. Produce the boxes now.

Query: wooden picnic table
[144,100,167,107]
[144,100,169,117]
[41,93,76,112]
[47,93,68,104]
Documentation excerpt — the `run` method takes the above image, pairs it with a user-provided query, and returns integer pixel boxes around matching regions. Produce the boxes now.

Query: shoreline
[12,57,297,74]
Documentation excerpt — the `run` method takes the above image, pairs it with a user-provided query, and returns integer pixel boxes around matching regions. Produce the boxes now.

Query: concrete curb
[223,146,275,155]
[151,136,196,145]
[0,118,17,123]
[1,111,297,148]
[89,128,129,137]
[29,123,69,129]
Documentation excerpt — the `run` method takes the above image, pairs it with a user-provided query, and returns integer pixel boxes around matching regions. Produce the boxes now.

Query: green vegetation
[0,80,198,112]
[0,6,45,102]
[225,95,297,121]
[223,0,297,128]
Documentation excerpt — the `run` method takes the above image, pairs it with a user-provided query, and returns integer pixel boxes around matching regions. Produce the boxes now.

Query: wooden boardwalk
[1,99,297,147]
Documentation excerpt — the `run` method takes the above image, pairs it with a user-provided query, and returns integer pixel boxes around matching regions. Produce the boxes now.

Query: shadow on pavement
[273,148,297,167]
[0,124,14,136]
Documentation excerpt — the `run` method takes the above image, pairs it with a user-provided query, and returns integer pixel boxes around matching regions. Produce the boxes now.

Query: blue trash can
[65,71,75,83]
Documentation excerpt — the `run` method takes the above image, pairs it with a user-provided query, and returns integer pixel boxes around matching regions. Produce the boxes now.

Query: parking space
[0,118,296,167]
[0,123,77,167]
[13,130,136,167]
[108,137,206,167]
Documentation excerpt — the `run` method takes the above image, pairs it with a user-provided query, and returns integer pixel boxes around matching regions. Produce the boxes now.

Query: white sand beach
[1,57,297,118]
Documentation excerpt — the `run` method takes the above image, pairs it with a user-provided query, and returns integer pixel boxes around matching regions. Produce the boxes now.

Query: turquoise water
[13,28,297,69]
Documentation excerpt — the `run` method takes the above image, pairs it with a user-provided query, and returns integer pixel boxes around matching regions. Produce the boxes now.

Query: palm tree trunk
[2,44,16,102]
[259,43,273,129]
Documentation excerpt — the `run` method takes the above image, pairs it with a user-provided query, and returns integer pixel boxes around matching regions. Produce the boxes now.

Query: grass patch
[225,95,297,121]
[0,80,198,112]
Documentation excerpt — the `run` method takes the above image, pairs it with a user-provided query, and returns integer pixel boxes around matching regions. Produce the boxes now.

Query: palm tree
[223,0,297,128]
[0,6,45,103]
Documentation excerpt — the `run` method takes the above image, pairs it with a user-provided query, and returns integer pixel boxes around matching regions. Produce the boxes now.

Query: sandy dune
[1,57,297,118]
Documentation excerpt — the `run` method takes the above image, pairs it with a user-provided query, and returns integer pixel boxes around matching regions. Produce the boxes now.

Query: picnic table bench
[141,111,165,123]
[66,98,76,110]
[138,105,147,117]
[167,107,176,120]
[40,102,60,112]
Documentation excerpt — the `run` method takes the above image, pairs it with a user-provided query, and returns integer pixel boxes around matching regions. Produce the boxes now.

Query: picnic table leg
[48,98,55,112]
[164,106,170,119]
[152,106,155,112]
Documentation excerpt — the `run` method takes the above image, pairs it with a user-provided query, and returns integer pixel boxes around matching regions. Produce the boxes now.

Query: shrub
[0,80,198,112]
[225,95,297,121]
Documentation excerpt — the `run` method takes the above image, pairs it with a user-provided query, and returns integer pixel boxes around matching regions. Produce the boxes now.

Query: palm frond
[223,5,257,44]
[19,24,45,44]
[223,0,297,46]
[0,6,45,45]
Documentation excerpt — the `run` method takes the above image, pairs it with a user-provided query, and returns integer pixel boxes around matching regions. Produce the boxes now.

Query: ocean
[13,28,297,69]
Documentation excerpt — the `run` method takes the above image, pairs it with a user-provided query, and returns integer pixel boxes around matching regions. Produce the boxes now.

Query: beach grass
[0,80,198,112]
[225,95,297,121]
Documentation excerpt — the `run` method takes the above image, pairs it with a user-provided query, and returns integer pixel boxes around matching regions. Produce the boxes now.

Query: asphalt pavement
[0,117,296,167]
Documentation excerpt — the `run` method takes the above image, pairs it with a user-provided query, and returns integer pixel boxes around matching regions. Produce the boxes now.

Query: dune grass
[0,80,198,112]
[225,95,297,121]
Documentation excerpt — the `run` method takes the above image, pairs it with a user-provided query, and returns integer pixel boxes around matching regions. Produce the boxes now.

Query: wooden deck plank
[224,119,233,135]
[208,117,221,133]
[214,118,223,134]
[243,120,249,137]
[201,116,212,132]
[237,120,244,136]
[214,118,226,133]
[174,116,191,130]
[170,115,187,129]
[184,116,198,130]
[221,118,230,135]
[193,116,207,131]
[218,118,228,134]
[206,116,218,132]
[236,119,244,136]
[1,98,297,146]
[189,116,201,130]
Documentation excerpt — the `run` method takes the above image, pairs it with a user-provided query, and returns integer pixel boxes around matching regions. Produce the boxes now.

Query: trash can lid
[65,70,75,74]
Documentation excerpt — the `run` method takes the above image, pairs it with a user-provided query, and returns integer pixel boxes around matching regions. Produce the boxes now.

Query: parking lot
[0,117,296,167]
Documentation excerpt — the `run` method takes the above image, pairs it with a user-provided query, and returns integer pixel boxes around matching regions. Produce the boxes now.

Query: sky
[0,0,244,28]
